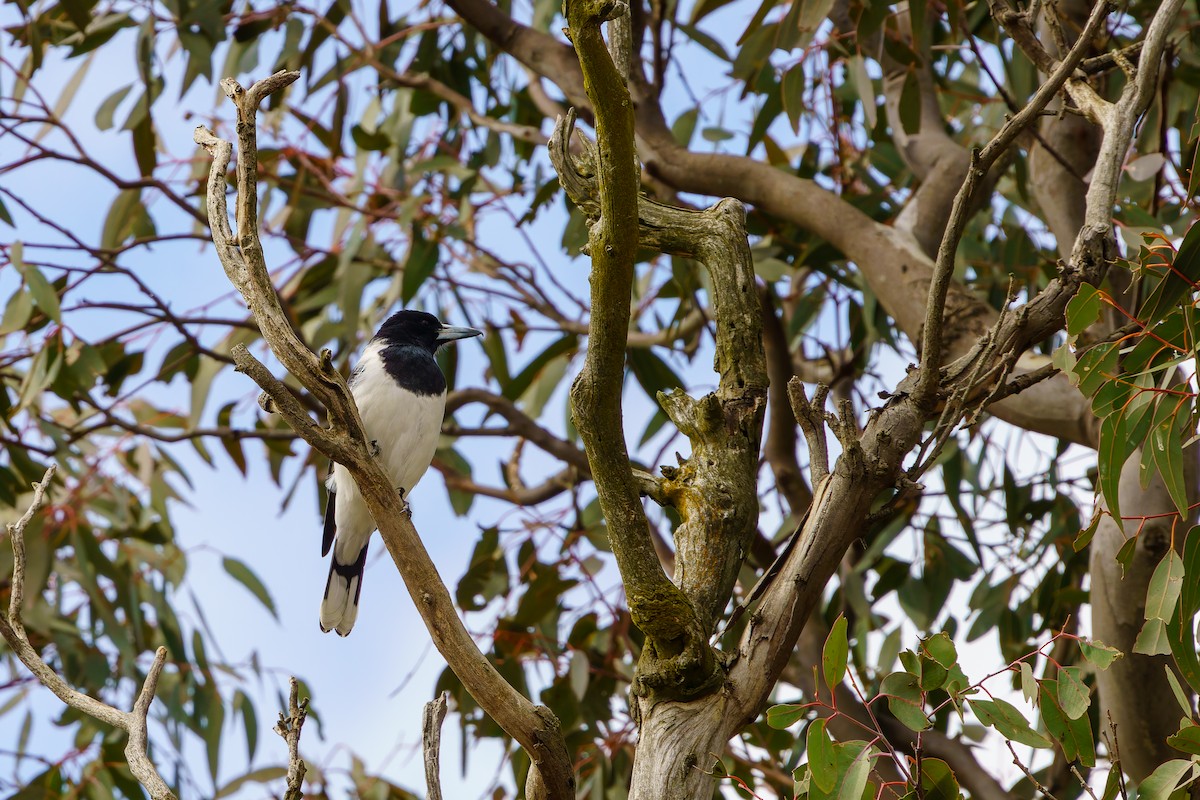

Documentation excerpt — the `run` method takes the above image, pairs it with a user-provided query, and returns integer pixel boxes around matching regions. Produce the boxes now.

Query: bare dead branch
[913,0,1111,408]
[274,677,309,800]
[786,379,830,487]
[1,465,177,800]
[422,692,449,800]
[5,465,54,634]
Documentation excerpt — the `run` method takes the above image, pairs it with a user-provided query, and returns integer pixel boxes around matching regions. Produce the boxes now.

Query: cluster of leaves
[1062,222,1200,690]
[435,512,646,792]
[763,619,1166,799]
[1063,223,1200,530]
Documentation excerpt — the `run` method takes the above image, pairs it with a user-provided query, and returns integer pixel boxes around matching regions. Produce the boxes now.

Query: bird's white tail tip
[320,570,361,636]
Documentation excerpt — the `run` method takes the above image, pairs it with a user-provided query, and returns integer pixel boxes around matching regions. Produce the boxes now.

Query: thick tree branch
[194,71,574,800]
[443,0,587,107]
[552,107,769,674]
[1,465,177,800]
[557,0,719,703]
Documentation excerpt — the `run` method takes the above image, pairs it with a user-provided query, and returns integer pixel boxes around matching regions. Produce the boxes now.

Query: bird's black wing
[322,489,337,557]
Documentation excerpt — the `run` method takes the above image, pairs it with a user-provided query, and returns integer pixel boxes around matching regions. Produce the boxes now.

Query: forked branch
[193,71,573,800]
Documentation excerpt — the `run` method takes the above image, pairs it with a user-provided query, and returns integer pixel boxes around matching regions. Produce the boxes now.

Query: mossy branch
[552,112,767,634]
[558,2,708,676]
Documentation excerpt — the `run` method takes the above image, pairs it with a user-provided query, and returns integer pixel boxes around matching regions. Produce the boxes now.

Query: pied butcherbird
[319,310,481,636]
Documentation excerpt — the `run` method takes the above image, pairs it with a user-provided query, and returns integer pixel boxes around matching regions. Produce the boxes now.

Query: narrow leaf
[222,557,279,620]
[1138,759,1191,800]
[822,615,849,694]
[807,719,838,793]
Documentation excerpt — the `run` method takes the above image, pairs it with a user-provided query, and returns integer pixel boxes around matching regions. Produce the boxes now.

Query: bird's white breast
[351,341,446,494]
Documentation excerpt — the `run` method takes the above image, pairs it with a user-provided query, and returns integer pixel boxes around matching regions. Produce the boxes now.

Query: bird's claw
[398,488,411,516]
[369,439,381,457]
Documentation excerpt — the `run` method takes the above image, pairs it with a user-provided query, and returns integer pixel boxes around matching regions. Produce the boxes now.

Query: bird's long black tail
[320,542,368,636]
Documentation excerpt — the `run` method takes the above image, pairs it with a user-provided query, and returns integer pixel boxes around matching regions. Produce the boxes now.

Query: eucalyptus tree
[2,0,1200,798]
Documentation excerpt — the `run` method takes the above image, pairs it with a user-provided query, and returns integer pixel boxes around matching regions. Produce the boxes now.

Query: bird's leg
[368,439,381,457]
[397,487,411,516]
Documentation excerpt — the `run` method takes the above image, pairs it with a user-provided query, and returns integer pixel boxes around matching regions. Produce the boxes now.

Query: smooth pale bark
[1091,454,1193,780]
[1021,0,1195,778]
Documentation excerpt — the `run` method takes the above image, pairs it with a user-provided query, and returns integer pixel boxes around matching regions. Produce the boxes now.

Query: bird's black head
[373,310,482,354]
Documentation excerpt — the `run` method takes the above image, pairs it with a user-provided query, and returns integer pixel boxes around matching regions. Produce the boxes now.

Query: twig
[422,692,450,800]
[1,465,177,800]
[274,677,309,800]
[1071,765,1100,800]
[1006,740,1059,800]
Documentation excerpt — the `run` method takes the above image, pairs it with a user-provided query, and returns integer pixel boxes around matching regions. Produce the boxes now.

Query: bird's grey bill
[436,325,483,342]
